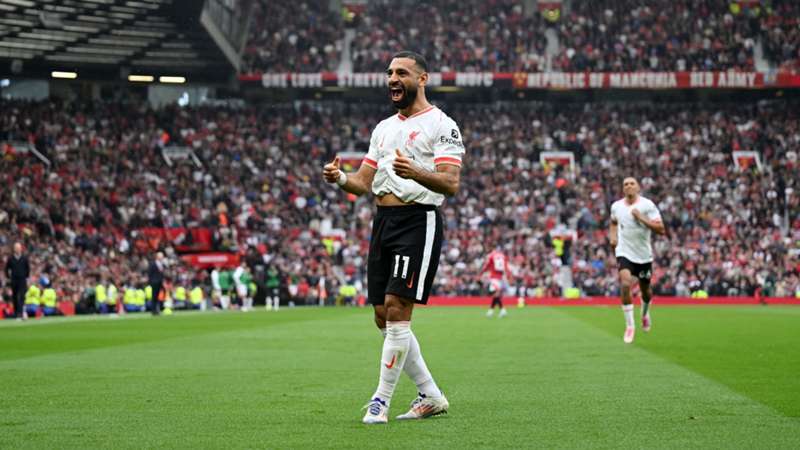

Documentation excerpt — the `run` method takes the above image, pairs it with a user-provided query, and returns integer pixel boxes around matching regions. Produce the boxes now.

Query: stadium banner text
[241,72,800,90]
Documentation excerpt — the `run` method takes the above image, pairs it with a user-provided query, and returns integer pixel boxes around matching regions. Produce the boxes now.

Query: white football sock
[373,321,411,406]
[379,327,440,398]
[405,330,441,398]
[622,304,635,328]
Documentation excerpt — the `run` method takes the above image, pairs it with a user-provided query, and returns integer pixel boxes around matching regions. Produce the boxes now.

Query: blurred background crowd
[2,98,798,314]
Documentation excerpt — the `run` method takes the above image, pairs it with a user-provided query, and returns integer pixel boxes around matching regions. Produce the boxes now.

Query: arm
[631,208,666,235]
[323,156,377,196]
[393,150,461,197]
[609,218,618,248]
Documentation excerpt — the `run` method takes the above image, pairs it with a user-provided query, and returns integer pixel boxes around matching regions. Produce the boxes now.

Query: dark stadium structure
[0,0,248,82]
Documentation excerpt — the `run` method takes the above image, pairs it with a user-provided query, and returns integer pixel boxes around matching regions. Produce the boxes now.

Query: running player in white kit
[609,177,665,344]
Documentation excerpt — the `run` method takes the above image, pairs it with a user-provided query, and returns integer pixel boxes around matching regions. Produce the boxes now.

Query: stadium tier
[242,0,800,74]
[1,99,798,314]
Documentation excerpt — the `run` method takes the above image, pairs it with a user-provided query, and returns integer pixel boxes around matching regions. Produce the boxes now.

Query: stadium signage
[689,71,758,88]
[245,71,799,90]
[262,73,323,88]
[455,72,493,87]
[608,72,678,88]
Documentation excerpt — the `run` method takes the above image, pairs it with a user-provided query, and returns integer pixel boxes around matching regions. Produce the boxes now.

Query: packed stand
[350,0,550,72]
[241,1,342,73]
[446,100,799,299]
[1,98,799,319]
[241,0,800,74]
[555,0,760,72]
[760,0,800,73]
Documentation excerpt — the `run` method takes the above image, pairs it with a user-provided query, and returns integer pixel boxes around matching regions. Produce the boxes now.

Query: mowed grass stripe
[0,308,364,362]
[2,308,798,449]
[560,306,800,418]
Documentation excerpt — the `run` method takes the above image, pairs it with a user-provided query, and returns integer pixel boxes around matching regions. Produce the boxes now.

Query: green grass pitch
[2,306,799,449]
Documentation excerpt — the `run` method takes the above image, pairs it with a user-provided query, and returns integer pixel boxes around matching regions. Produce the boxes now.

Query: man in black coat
[148,252,165,316]
[4,242,30,320]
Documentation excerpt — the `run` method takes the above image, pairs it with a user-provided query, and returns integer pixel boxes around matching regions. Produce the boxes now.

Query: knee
[373,306,387,330]
[384,295,413,322]
[620,278,634,291]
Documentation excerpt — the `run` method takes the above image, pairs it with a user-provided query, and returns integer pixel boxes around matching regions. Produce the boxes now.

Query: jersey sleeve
[433,116,465,167]
[480,255,491,274]
[610,203,618,223]
[363,124,380,169]
[647,201,662,222]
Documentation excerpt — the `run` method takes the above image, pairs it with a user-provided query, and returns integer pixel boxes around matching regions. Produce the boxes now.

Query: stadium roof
[0,0,234,82]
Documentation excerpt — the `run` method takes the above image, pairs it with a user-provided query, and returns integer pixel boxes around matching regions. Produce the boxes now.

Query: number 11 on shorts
[393,254,410,279]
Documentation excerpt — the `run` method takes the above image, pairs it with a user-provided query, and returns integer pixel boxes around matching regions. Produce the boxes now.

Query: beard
[391,84,418,110]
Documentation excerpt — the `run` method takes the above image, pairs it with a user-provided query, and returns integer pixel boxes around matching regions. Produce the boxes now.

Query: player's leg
[487,280,498,316]
[388,207,448,420]
[640,276,653,332]
[363,294,413,424]
[618,260,636,343]
[363,211,392,424]
[237,285,247,311]
[498,281,507,317]
[374,304,442,398]
[265,288,273,310]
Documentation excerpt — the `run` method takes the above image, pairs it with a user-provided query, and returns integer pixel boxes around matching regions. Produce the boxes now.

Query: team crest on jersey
[451,129,459,139]
[406,130,421,148]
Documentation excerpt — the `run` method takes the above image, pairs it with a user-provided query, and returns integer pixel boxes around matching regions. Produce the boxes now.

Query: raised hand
[393,149,417,179]
[630,208,645,223]
[323,156,342,184]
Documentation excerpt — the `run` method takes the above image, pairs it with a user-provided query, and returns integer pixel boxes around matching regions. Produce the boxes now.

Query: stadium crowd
[555,0,760,71]
[349,0,550,73]
[1,97,799,317]
[242,0,800,74]
[242,1,342,73]
[760,0,800,72]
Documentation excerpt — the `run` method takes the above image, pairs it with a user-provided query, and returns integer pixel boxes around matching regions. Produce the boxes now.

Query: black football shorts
[368,204,443,305]
[617,256,653,282]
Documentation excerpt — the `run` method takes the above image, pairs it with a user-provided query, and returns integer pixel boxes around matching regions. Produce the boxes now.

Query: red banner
[240,71,800,90]
[135,228,213,253]
[180,252,240,269]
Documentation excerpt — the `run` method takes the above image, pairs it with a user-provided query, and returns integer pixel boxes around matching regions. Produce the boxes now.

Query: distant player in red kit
[480,244,512,318]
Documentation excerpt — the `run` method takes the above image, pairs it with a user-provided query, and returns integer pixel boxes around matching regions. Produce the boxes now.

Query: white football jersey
[363,105,465,206]
[610,196,662,264]
[211,269,221,290]
[233,266,246,287]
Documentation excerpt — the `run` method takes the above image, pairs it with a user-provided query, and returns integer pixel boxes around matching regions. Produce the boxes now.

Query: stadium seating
[555,0,759,71]
[242,0,799,73]
[242,1,343,73]
[1,99,798,309]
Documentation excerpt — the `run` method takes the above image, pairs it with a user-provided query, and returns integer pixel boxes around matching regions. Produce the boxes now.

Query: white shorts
[489,279,506,295]
[236,285,248,297]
